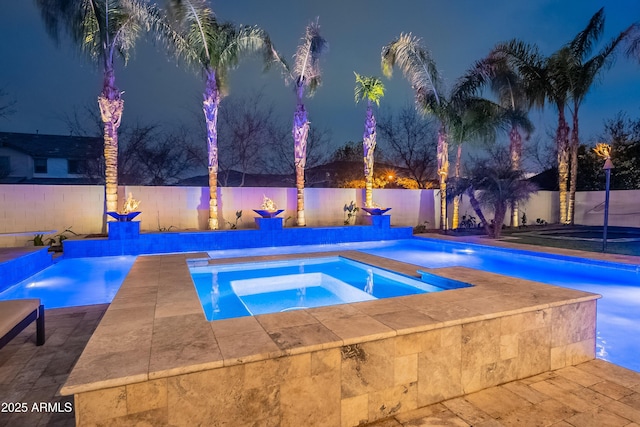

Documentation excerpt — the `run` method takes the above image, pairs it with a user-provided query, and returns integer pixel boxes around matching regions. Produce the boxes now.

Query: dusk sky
[1,0,639,167]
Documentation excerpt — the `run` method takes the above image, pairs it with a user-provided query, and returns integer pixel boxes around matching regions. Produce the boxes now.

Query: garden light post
[602,156,614,252]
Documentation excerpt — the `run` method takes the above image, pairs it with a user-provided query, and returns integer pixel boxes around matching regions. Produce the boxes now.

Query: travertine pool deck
[59,248,602,426]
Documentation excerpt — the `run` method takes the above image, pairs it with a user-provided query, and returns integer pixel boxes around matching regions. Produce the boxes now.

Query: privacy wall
[1,184,635,247]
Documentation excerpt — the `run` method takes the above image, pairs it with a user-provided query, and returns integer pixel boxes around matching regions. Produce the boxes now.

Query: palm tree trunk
[556,107,570,224]
[466,189,490,235]
[452,144,462,229]
[568,106,580,225]
[509,125,522,227]
[492,202,507,239]
[203,69,220,230]
[293,84,309,226]
[363,103,376,208]
[437,127,449,231]
[98,68,123,215]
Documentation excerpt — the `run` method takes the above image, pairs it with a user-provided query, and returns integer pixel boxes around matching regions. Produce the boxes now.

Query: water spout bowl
[107,211,141,222]
[362,207,391,216]
[253,209,284,218]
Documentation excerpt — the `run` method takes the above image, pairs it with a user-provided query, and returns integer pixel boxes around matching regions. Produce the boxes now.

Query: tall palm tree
[34,0,183,215]
[168,0,281,230]
[492,40,572,224]
[446,97,505,229]
[289,18,327,226]
[381,33,449,230]
[354,72,385,208]
[455,57,534,226]
[565,8,632,224]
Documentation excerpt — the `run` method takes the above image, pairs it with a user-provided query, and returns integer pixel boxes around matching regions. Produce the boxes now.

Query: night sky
[1,0,639,168]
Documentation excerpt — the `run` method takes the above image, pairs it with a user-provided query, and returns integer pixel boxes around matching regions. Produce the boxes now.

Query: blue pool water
[189,256,465,321]
[0,256,136,309]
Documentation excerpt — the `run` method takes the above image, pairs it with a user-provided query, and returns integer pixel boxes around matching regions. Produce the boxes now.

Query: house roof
[0,132,102,159]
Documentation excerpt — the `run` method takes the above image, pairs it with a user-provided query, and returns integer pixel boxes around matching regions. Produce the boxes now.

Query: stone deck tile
[366,360,640,427]
[0,304,108,427]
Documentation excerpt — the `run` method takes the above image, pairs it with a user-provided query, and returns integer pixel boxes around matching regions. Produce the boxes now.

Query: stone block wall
[72,300,596,426]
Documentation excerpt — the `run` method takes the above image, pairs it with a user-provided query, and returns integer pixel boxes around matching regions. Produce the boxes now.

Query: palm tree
[289,18,328,226]
[381,33,449,230]
[167,0,281,230]
[354,73,385,208]
[34,0,183,215]
[565,8,632,224]
[455,57,534,226]
[449,150,538,239]
[445,97,505,229]
[492,40,572,224]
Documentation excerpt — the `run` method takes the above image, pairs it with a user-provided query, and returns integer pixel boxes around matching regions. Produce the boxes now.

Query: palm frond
[354,72,385,106]
[292,18,328,94]
[492,39,550,108]
[167,0,217,65]
[572,23,633,102]
[35,0,162,67]
[569,7,605,60]
[625,23,640,60]
[381,33,442,105]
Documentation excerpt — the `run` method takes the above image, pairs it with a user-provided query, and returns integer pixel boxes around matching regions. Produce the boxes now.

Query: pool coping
[60,248,600,396]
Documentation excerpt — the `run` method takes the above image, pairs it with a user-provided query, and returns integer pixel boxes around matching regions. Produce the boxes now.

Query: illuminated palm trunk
[98,68,123,215]
[362,102,376,208]
[509,126,522,227]
[293,84,308,226]
[556,109,570,224]
[451,144,462,229]
[437,127,449,231]
[203,69,220,230]
[567,109,579,225]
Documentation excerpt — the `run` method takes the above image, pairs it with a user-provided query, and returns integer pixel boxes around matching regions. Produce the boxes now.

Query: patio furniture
[0,299,45,349]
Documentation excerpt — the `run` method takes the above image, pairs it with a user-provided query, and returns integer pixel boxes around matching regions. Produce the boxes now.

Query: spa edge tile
[210,314,267,337]
[256,309,320,333]
[148,313,223,377]
[217,330,284,365]
[371,309,439,335]
[61,348,151,395]
[317,314,396,345]
[268,322,343,355]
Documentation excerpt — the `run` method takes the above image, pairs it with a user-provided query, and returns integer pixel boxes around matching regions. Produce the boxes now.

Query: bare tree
[0,88,17,120]
[60,104,199,185]
[217,93,281,186]
[377,105,438,189]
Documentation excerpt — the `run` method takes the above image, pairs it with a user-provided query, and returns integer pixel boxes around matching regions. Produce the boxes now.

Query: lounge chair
[0,299,45,349]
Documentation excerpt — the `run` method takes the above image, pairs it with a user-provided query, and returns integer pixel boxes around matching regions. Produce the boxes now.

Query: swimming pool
[0,256,136,309]
[189,256,467,321]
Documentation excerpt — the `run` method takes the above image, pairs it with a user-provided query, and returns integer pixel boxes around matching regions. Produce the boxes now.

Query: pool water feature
[189,256,465,321]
